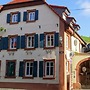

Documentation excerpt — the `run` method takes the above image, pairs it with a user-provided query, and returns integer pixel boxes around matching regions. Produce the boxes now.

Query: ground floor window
[5,60,16,78]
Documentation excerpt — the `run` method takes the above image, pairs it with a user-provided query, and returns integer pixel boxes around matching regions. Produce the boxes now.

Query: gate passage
[79,60,90,89]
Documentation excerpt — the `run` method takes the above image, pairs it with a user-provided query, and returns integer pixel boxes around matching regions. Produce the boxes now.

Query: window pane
[50,67,53,75]
[30,67,33,75]
[26,67,29,75]
[12,14,18,23]
[46,66,49,75]
[51,62,54,66]
[29,12,35,21]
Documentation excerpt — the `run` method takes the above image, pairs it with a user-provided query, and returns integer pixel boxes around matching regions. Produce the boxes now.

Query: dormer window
[62,13,66,20]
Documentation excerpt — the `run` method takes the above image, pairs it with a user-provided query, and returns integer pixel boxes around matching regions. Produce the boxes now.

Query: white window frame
[11,13,18,23]
[25,61,33,77]
[9,37,17,49]
[46,34,54,47]
[26,35,34,48]
[66,35,69,48]
[45,61,55,77]
[28,11,35,21]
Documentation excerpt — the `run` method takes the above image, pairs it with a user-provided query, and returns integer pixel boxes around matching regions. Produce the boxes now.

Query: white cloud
[77,0,90,16]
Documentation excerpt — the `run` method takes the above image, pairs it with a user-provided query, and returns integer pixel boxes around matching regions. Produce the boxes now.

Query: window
[7,12,20,24]
[23,10,38,22]
[44,60,55,78]
[66,35,69,48]
[40,32,59,48]
[25,61,34,77]
[46,34,54,47]
[9,36,17,50]
[28,12,35,21]
[11,13,18,23]
[19,60,37,78]
[5,60,16,78]
[26,35,34,48]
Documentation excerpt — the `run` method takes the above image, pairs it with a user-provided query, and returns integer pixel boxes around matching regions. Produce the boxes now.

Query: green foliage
[81,36,90,43]
[0,27,6,32]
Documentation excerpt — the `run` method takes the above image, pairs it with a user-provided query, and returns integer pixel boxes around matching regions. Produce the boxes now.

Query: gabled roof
[7,0,32,4]
[49,5,70,16]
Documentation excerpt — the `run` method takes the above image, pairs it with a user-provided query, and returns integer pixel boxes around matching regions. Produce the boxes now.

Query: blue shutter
[39,61,43,77]
[17,36,20,49]
[2,37,8,50]
[7,14,10,23]
[34,34,38,48]
[33,61,37,77]
[40,34,44,48]
[23,12,27,21]
[18,12,21,22]
[54,32,59,47]
[35,10,38,20]
[21,35,26,49]
[19,61,24,77]
[0,38,2,50]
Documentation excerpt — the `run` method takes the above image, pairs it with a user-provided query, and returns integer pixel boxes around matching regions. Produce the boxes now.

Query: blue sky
[0,0,90,36]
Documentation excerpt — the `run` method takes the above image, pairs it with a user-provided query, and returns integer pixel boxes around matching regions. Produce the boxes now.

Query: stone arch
[76,57,90,83]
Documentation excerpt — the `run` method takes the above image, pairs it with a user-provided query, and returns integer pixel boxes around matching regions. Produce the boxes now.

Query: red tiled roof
[7,0,32,4]
[0,6,3,9]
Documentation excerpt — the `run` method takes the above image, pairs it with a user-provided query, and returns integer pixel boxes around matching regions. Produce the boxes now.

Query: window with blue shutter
[54,32,59,47]
[7,14,11,23]
[21,35,26,49]
[39,61,43,77]
[2,37,8,50]
[0,38,2,50]
[19,61,25,77]
[18,12,21,22]
[40,34,44,48]
[33,61,37,77]
[7,12,21,24]
[17,36,20,49]
[34,34,38,48]
[35,10,38,20]
[23,12,27,21]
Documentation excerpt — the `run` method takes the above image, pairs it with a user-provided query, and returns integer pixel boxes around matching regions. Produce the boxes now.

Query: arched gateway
[76,58,90,89]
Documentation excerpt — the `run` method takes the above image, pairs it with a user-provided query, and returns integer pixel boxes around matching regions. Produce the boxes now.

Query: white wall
[0,4,60,84]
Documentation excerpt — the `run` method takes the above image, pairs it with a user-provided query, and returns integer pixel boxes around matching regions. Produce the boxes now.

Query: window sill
[7,49,17,51]
[10,22,19,25]
[44,46,55,49]
[26,20,36,23]
[24,48,35,50]
[43,77,55,80]
[5,76,16,78]
[22,76,34,79]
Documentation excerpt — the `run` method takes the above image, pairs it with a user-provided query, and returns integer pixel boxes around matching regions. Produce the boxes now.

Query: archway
[76,57,90,89]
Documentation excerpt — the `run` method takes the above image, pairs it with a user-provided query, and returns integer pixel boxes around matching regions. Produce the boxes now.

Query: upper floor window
[8,35,20,51]
[26,35,34,48]
[46,34,54,47]
[11,13,18,23]
[7,12,21,24]
[23,10,38,22]
[28,11,35,21]
[66,35,69,49]
[40,32,59,49]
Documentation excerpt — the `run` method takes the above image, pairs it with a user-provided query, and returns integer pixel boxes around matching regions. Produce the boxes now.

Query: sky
[0,0,90,36]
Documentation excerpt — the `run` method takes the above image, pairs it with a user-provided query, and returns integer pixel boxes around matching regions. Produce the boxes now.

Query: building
[0,0,87,90]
